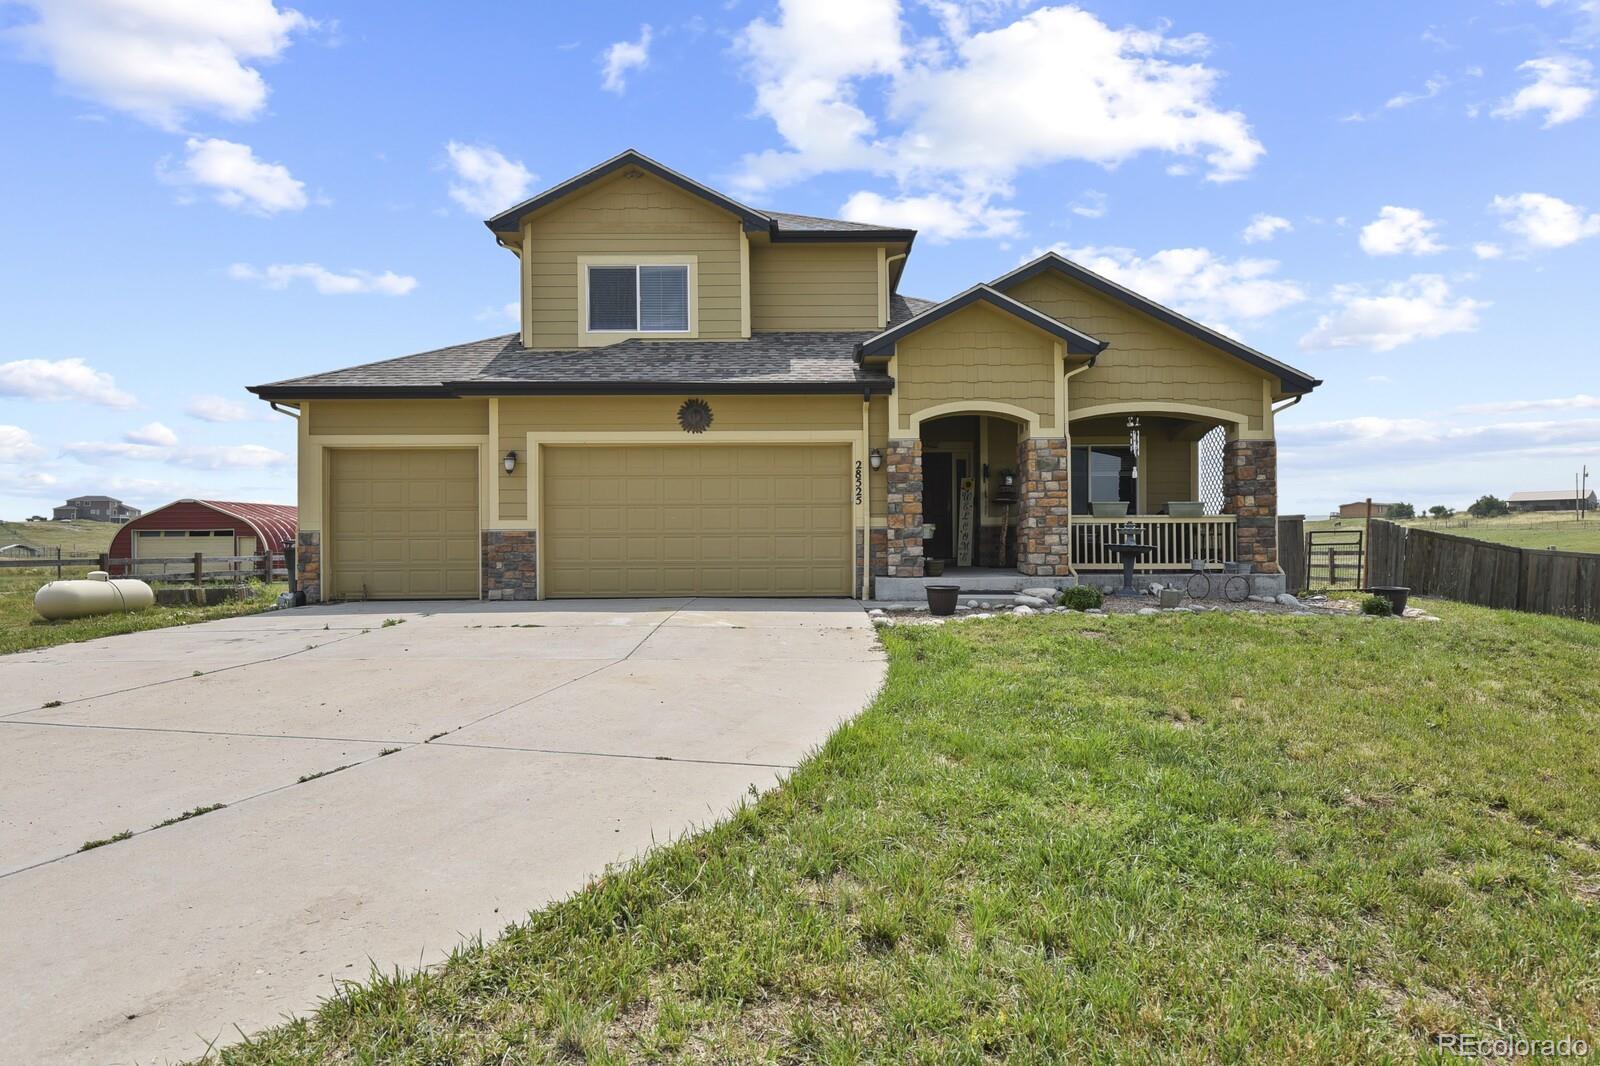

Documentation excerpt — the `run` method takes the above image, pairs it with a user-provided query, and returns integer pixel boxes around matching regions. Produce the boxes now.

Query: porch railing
[1071,515,1237,571]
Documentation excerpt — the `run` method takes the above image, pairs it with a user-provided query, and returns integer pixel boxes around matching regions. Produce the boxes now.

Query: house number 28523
[854,460,863,505]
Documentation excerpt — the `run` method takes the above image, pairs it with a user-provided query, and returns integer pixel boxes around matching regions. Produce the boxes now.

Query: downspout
[269,402,300,419]
[1060,357,1097,577]
[1271,394,1302,415]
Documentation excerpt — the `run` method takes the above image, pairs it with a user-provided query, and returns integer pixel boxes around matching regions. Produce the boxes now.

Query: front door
[923,451,954,561]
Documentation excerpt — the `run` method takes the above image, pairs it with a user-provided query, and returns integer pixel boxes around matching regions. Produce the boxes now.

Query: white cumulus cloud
[445,142,535,217]
[1491,191,1600,249]
[1492,56,1596,127]
[1358,206,1446,256]
[734,1,1263,235]
[0,426,47,463]
[229,262,418,295]
[1472,242,1504,259]
[1069,190,1108,219]
[185,394,257,422]
[1241,213,1292,244]
[600,24,653,94]
[63,439,290,469]
[163,137,308,214]
[0,357,136,408]
[840,190,1021,240]
[1458,393,1600,414]
[1299,275,1485,352]
[1034,245,1305,334]
[8,0,310,129]
[125,421,178,446]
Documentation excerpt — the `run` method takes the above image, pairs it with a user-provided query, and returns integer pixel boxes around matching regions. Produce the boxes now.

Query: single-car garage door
[542,444,852,597]
[328,448,478,599]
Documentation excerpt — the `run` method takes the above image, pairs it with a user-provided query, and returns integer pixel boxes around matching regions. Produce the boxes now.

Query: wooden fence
[1366,518,1598,621]
[0,550,288,584]
[1278,516,1305,595]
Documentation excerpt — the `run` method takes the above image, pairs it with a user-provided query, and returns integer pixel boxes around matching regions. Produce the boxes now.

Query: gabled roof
[483,150,915,245]
[990,252,1321,395]
[857,284,1107,360]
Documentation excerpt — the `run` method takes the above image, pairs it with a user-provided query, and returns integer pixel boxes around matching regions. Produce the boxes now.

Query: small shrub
[1360,594,1393,617]
[1057,586,1104,611]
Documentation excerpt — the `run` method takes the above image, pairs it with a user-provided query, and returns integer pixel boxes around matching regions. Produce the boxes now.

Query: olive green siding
[308,399,489,436]
[522,172,743,348]
[749,243,881,331]
[893,304,1057,434]
[868,396,888,519]
[497,394,866,522]
[1008,271,1269,430]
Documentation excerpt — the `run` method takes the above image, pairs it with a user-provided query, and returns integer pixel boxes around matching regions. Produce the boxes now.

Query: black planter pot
[1368,585,1410,616]
[926,584,960,616]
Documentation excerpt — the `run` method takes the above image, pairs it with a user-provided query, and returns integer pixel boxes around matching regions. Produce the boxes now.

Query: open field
[204,600,1600,1063]
[1308,511,1600,554]
[0,566,285,655]
[0,519,120,557]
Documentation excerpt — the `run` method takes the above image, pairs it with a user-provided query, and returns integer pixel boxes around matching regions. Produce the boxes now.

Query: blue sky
[1,0,1597,518]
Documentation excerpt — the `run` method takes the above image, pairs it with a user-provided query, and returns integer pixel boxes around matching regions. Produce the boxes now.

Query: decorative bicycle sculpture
[1186,559,1251,602]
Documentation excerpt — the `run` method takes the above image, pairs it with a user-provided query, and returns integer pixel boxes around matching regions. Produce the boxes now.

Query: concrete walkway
[0,598,885,1065]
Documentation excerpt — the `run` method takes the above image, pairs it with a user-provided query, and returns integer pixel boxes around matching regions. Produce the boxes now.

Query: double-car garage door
[327,444,852,599]
[542,444,852,598]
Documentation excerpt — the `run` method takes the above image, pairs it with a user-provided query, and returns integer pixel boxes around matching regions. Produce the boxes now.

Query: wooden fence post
[55,547,64,581]
[98,552,109,574]
[193,552,204,586]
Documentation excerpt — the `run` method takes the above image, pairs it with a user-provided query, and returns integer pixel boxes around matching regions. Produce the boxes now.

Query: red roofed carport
[108,500,298,578]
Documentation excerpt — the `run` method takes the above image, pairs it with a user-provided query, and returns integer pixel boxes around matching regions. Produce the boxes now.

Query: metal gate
[1305,528,1365,589]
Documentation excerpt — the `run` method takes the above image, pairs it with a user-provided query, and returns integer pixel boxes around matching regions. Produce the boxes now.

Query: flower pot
[1091,501,1129,517]
[1158,588,1183,608]
[1224,561,1255,575]
[1368,585,1410,616]
[1166,501,1204,517]
[925,558,946,577]
[926,584,960,616]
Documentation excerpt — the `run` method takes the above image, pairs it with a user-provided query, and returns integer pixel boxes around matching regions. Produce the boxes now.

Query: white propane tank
[34,571,156,621]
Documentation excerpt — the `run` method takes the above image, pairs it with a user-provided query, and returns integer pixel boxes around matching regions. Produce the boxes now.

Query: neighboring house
[1509,490,1597,513]
[1337,501,1401,518]
[250,150,1320,603]
[52,496,142,523]
[0,543,43,558]
[109,500,298,578]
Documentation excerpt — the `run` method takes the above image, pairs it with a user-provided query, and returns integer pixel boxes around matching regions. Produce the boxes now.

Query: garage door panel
[329,448,478,600]
[542,444,850,598]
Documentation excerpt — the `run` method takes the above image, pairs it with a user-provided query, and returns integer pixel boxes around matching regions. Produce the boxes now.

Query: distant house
[1509,489,1598,513]
[0,543,43,558]
[52,496,142,523]
[1337,501,1401,518]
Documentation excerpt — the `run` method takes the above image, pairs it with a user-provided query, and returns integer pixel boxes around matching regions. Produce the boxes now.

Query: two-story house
[250,150,1319,602]
[53,496,142,523]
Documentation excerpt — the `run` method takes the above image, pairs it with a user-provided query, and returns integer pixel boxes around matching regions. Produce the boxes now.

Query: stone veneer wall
[483,530,538,600]
[1015,437,1072,576]
[884,440,925,577]
[1224,438,1278,572]
[976,522,1016,568]
[296,530,321,603]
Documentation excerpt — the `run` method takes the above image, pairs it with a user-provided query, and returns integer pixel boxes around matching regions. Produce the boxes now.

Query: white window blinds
[587,264,689,332]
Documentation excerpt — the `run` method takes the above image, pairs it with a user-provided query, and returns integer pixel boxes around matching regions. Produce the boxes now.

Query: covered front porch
[872,405,1278,598]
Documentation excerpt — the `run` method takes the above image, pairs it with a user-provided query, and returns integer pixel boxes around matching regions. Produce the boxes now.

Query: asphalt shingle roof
[249,294,939,399]
[765,210,906,235]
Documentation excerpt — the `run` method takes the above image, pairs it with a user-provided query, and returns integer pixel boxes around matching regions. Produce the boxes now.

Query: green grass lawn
[206,602,1600,1063]
[0,566,285,656]
[1309,513,1600,554]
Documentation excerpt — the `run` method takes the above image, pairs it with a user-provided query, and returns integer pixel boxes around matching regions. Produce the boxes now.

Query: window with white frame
[587,264,690,332]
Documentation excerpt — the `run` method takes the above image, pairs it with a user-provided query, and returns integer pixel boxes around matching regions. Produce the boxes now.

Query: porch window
[586,264,690,332]
[1071,445,1137,514]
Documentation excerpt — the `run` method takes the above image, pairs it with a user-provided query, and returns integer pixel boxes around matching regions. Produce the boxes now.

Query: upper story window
[587,264,690,333]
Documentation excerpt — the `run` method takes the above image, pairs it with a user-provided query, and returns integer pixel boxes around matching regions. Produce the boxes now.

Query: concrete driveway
[0,598,885,1065]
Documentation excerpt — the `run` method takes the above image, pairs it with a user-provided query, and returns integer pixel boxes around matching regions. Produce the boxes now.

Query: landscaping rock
[1014,594,1050,608]
[1137,607,1160,616]
[1248,595,1276,604]
[955,604,972,612]
[1276,593,1304,608]
[1021,587,1059,601]
[1085,608,1105,616]
[1013,604,1037,616]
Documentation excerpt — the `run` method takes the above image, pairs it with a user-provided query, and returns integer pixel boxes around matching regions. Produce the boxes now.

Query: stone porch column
[1224,436,1278,573]
[884,439,924,577]
[1016,436,1071,575]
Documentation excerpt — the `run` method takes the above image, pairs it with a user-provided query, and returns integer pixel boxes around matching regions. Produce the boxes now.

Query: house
[1509,489,1597,513]
[109,500,298,578]
[249,150,1320,602]
[0,543,43,558]
[52,496,142,523]
[1337,501,1401,518]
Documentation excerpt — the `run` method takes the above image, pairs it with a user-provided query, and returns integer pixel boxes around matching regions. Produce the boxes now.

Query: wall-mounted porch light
[869,448,883,471]
[503,450,518,475]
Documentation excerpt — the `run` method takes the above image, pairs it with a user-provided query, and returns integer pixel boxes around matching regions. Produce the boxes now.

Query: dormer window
[587,264,690,333]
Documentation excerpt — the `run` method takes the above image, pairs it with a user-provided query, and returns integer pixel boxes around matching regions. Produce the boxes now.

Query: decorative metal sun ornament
[677,398,713,434]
